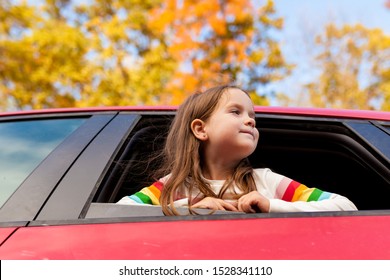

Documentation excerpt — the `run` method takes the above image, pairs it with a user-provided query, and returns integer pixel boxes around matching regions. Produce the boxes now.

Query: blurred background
[1,0,390,111]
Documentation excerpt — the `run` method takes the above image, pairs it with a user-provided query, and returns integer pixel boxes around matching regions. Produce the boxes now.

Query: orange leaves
[1,0,290,109]
[209,16,227,36]
[148,8,175,33]
[149,0,290,103]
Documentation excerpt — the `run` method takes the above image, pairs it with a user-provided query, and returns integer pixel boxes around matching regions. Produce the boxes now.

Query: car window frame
[35,113,140,221]
[87,113,390,219]
[344,120,390,163]
[29,206,390,228]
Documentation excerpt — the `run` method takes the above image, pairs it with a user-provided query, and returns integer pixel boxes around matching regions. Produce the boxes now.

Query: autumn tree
[0,0,290,110]
[304,23,390,110]
[150,0,292,104]
[0,0,174,109]
[72,0,176,106]
[0,0,90,109]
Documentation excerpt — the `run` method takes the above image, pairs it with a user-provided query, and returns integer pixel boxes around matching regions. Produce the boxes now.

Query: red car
[0,106,389,259]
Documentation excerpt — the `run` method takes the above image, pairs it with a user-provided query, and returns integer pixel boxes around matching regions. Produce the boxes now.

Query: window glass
[0,118,86,207]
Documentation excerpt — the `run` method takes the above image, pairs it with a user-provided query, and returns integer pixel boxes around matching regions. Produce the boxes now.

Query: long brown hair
[157,85,257,215]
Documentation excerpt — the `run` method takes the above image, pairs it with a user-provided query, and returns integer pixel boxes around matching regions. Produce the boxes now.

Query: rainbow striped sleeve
[127,181,164,205]
[275,177,332,202]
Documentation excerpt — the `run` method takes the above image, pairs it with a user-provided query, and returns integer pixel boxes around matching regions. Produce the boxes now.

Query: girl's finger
[222,202,238,211]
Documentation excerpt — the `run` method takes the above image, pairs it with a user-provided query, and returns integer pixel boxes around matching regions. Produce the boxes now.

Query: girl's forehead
[219,88,253,106]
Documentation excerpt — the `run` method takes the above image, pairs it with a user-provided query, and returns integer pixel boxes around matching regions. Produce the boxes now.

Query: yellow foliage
[307,23,390,110]
[1,0,290,109]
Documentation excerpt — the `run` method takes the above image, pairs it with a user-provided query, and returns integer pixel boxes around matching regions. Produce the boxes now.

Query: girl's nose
[245,117,256,127]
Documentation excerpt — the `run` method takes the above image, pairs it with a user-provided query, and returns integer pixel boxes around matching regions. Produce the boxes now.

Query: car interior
[91,113,390,217]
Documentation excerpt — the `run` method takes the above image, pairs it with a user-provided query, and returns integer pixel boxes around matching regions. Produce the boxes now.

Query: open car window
[86,113,390,219]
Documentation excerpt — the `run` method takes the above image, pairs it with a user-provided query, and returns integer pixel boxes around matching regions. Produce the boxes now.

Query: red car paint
[0,228,17,245]
[1,215,389,260]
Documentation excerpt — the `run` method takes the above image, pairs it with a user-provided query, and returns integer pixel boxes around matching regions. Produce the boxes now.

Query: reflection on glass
[0,118,86,207]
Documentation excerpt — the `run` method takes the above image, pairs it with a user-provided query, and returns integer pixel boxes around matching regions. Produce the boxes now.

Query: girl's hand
[238,191,270,213]
[192,197,239,212]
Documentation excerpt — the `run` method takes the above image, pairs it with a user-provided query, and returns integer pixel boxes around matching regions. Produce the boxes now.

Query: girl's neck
[201,160,238,181]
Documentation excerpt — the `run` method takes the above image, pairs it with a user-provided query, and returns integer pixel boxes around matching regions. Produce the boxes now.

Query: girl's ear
[191,119,208,141]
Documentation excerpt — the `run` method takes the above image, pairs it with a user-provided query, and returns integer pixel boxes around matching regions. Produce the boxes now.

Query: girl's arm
[268,185,358,212]
[252,169,358,212]
[116,181,163,205]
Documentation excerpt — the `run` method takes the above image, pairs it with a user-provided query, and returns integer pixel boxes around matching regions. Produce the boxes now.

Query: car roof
[1,106,390,121]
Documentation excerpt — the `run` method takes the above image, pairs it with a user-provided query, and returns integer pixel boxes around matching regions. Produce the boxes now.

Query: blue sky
[269,0,390,106]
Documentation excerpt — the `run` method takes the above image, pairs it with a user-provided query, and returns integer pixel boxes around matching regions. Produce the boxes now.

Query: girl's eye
[231,110,240,115]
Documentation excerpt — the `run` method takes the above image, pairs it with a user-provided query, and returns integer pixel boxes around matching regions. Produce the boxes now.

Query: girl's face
[201,88,259,163]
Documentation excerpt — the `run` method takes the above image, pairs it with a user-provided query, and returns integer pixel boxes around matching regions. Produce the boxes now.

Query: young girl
[117,85,357,215]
